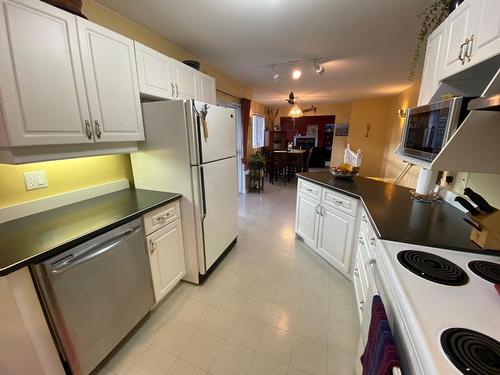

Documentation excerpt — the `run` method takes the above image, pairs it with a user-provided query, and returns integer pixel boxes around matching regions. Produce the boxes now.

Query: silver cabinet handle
[459,39,469,65]
[360,300,365,311]
[315,204,321,215]
[320,205,325,216]
[370,237,376,246]
[175,83,179,98]
[94,120,102,139]
[334,199,343,206]
[465,34,474,62]
[171,83,175,98]
[368,258,377,266]
[149,238,156,254]
[354,268,359,277]
[306,188,313,192]
[361,216,367,223]
[85,120,93,140]
[359,237,364,245]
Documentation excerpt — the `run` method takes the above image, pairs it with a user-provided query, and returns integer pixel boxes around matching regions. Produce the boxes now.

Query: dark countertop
[298,172,499,256]
[0,189,181,276]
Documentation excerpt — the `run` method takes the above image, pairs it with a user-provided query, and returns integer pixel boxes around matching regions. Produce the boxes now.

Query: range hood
[467,94,500,111]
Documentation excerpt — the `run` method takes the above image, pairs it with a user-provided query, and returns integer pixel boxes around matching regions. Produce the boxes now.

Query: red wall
[280,115,336,147]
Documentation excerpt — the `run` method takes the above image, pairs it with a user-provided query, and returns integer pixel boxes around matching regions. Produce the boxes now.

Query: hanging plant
[408,0,454,80]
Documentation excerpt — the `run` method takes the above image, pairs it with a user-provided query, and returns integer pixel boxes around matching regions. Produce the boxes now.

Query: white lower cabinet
[144,203,186,304]
[316,204,355,275]
[295,193,320,249]
[295,179,357,277]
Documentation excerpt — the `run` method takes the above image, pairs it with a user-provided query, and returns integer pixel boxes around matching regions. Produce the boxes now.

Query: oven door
[401,97,462,162]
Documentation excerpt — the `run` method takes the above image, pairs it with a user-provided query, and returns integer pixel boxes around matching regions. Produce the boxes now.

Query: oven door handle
[50,226,141,275]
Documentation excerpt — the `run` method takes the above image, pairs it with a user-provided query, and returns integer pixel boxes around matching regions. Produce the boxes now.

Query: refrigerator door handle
[199,166,207,220]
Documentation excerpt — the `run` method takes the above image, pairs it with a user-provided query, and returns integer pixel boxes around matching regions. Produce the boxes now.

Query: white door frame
[217,100,246,194]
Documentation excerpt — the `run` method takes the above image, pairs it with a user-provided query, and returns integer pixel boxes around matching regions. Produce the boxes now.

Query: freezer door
[191,100,236,164]
[196,157,238,271]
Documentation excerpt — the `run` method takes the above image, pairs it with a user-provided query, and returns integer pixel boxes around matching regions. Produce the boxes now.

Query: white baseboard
[0,179,130,224]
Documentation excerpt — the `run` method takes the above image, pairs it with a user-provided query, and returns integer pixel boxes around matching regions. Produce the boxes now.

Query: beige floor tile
[290,335,328,375]
[248,353,288,375]
[178,330,224,370]
[239,295,273,323]
[329,300,359,328]
[251,279,279,301]
[172,299,212,327]
[329,282,355,304]
[214,289,247,312]
[226,315,264,350]
[209,342,253,375]
[104,337,149,375]
[134,314,166,344]
[303,277,329,297]
[287,367,311,375]
[167,359,208,375]
[300,291,329,319]
[295,310,329,344]
[189,282,224,305]
[256,325,293,364]
[327,346,357,375]
[274,285,303,310]
[199,306,237,338]
[153,319,197,356]
[126,345,176,375]
[226,273,255,294]
[328,322,359,354]
[262,303,299,333]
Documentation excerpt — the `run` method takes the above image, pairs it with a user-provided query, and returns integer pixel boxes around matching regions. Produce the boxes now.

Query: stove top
[397,250,469,286]
[441,328,500,375]
[469,260,500,284]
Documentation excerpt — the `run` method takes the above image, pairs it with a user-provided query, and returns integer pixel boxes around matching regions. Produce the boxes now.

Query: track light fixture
[265,57,331,82]
[314,62,325,75]
[272,68,279,82]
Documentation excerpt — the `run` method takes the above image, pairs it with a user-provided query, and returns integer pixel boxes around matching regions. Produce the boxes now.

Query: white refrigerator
[131,100,238,284]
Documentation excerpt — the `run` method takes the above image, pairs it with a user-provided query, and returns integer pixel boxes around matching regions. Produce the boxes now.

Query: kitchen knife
[455,196,480,216]
[463,218,482,231]
[464,188,495,213]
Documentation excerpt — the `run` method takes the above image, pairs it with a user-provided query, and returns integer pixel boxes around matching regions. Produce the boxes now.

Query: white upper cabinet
[474,0,500,65]
[135,41,174,100]
[440,0,480,80]
[0,0,92,146]
[170,60,198,100]
[418,22,446,105]
[197,71,216,105]
[77,18,144,142]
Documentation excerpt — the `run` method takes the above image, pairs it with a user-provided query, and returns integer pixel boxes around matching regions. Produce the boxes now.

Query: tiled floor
[98,181,359,375]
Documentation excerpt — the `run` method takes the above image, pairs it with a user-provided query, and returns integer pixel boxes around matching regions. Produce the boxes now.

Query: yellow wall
[381,83,421,187]
[0,155,133,208]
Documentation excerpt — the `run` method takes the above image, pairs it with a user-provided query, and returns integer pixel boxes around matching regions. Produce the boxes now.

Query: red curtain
[241,98,251,169]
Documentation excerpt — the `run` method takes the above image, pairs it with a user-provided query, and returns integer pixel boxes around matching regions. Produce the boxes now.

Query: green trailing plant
[248,152,265,169]
[408,0,452,80]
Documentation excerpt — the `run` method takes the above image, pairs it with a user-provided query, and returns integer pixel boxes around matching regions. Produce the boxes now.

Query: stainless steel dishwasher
[32,218,155,375]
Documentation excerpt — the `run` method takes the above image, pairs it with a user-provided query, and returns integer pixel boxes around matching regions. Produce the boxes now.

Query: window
[252,114,265,148]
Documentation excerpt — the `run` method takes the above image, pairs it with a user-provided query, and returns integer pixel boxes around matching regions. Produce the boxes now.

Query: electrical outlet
[23,170,48,191]
[456,172,469,192]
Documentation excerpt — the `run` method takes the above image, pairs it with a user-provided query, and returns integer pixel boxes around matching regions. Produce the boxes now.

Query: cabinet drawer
[298,179,321,199]
[322,188,358,216]
[143,200,181,235]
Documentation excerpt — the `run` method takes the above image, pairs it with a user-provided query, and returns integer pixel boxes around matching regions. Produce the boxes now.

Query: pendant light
[288,104,303,118]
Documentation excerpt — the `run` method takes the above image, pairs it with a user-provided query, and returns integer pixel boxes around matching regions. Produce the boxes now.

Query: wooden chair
[269,152,289,185]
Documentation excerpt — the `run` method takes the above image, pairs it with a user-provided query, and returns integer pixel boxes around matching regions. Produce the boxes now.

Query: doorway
[218,101,245,194]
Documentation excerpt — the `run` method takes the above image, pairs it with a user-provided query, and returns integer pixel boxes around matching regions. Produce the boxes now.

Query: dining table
[272,149,307,173]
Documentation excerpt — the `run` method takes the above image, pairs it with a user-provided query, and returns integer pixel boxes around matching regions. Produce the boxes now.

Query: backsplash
[0,154,133,208]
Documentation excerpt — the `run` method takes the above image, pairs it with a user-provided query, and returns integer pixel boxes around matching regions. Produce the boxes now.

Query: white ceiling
[96,0,434,104]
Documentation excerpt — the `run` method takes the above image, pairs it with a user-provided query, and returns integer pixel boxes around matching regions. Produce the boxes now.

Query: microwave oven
[400,97,474,162]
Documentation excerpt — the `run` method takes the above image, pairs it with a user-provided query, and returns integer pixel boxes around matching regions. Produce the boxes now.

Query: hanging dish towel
[361,295,402,375]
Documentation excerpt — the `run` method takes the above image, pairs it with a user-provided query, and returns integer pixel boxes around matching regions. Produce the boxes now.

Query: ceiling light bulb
[292,68,302,80]
[272,68,279,82]
[314,63,325,75]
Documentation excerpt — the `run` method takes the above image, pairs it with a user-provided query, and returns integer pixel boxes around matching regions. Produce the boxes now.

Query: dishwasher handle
[50,226,141,275]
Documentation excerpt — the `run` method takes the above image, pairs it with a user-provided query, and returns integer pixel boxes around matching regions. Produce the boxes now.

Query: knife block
[468,210,500,250]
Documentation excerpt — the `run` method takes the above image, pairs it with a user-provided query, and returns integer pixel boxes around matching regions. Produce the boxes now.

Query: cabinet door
[440,0,480,80]
[316,204,355,275]
[295,193,320,249]
[170,60,197,100]
[352,254,365,325]
[197,72,216,105]
[135,42,174,100]
[418,22,446,105]
[77,18,144,142]
[474,0,500,65]
[0,0,92,146]
[147,219,186,303]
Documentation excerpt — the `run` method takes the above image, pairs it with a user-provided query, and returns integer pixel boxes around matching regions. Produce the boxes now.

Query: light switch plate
[24,170,48,191]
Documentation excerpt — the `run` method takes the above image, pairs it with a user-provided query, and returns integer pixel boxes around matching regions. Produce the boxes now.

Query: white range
[375,240,500,375]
